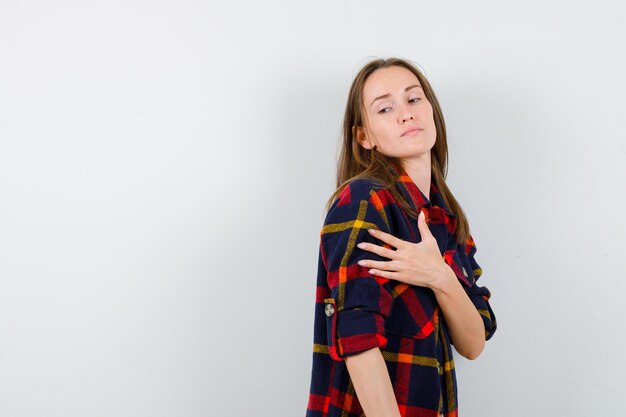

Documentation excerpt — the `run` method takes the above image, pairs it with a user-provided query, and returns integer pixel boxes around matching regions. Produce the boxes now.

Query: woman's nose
[399,112,414,123]
[398,104,414,123]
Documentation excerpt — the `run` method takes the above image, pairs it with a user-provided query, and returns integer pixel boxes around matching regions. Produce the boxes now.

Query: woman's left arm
[429,267,485,360]
[356,210,486,360]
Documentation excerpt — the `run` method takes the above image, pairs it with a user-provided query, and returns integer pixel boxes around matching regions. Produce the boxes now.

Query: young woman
[306,58,497,417]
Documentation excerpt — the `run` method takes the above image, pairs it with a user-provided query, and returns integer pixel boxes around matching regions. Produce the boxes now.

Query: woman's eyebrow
[370,84,422,107]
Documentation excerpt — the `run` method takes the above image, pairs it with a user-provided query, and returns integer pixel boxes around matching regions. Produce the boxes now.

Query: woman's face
[357,66,437,161]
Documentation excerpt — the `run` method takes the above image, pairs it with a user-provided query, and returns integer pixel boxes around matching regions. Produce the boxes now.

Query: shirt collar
[389,161,456,219]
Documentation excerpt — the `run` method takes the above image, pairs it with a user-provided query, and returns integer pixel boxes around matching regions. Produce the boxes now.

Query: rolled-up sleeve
[320,183,394,361]
[462,234,497,341]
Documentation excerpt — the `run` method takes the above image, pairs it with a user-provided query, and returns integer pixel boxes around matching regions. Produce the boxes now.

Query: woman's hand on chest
[356,209,454,289]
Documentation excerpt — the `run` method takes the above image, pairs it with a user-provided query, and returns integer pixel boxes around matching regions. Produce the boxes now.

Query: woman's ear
[353,126,373,150]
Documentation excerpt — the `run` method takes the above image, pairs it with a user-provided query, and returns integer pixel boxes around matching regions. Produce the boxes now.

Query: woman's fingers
[417,210,434,240]
[367,228,406,248]
[367,269,400,280]
[357,258,396,271]
[368,269,414,286]
[357,241,396,259]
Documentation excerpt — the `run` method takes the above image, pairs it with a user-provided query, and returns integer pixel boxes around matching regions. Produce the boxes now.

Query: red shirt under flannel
[306,163,497,417]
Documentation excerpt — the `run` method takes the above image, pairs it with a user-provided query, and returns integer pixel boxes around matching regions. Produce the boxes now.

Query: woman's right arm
[321,181,400,416]
[345,347,401,417]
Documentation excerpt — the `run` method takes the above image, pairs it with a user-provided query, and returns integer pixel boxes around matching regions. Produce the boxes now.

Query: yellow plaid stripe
[313,343,454,372]
[381,350,439,368]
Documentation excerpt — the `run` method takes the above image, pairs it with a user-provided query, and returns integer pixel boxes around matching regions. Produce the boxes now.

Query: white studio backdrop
[1,1,625,416]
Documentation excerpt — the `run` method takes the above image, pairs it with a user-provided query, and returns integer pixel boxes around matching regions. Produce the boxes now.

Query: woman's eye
[378,107,391,114]
[409,97,421,103]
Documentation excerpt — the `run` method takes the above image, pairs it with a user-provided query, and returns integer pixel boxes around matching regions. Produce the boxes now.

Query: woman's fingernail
[357,260,365,265]
[357,243,365,249]
[368,229,376,234]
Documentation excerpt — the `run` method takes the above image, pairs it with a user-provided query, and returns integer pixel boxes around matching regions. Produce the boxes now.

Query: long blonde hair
[325,57,470,245]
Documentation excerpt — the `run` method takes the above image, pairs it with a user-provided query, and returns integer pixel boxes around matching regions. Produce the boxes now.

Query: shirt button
[462,267,468,278]
[325,303,335,317]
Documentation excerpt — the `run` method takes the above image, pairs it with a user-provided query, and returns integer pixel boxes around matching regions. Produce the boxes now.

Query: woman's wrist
[429,262,458,294]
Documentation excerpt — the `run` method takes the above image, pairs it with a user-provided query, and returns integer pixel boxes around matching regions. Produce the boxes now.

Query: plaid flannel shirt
[306,163,497,417]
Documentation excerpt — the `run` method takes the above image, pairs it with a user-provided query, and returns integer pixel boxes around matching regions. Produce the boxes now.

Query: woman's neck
[401,153,432,201]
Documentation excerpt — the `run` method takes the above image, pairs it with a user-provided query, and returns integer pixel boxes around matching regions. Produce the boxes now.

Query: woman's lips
[401,127,423,137]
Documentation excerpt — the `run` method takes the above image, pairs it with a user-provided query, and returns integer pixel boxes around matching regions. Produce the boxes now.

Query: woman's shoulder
[335,177,392,205]
[323,177,396,228]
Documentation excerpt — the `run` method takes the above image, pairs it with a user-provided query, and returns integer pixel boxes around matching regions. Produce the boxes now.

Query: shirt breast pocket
[384,283,439,340]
